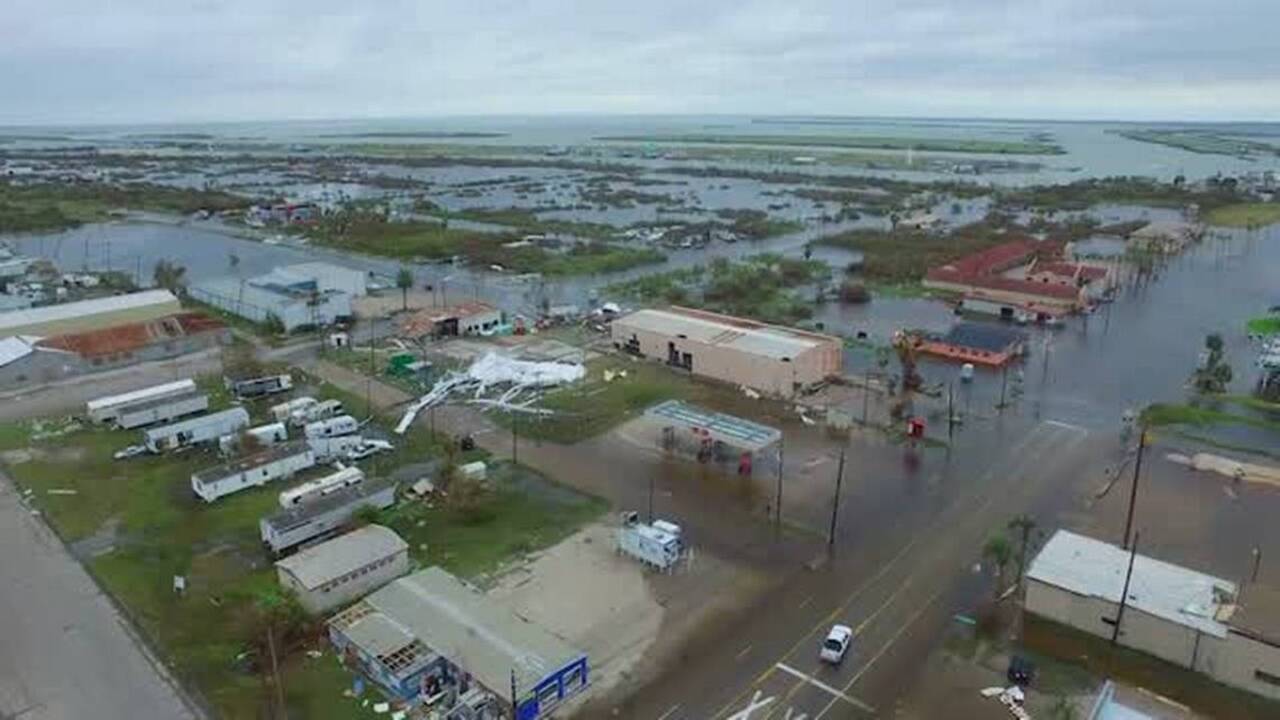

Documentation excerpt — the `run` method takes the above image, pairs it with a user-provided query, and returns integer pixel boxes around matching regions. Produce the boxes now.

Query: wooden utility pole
[774,441,784,529]
[1112,531,1140,645]
[266,624,285,718]
[1123,429,1147,550]
[828,448,846,548]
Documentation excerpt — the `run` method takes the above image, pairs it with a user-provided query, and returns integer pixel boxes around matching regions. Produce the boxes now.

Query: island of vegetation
[596,133,1065,156]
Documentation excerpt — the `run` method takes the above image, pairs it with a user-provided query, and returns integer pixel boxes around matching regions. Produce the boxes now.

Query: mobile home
[144,408,251,453]
[233,374,293,399]
[271,396,317,423]
[278,466,365,509]
[114,392,209,430]
[290,399,344,426]
[304,414,359,439]
[191,442,317,503]
[307,435,365,462]
[260,479,397,556]
[218,422,289,455]
[86,379,197,424]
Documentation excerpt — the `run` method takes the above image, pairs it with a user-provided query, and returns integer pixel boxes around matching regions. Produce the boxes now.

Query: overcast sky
[3,0,1278,125]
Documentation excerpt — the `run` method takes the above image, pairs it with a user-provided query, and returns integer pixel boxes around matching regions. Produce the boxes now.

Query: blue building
[328,567,588,719]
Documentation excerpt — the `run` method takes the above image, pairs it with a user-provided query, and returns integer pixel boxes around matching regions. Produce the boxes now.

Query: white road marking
[736,645,753,661]
[728,691,775,720]
[1044,419,1087,434]
[774,663,875,713]
[657,705,681,720]
[797,595,814,610]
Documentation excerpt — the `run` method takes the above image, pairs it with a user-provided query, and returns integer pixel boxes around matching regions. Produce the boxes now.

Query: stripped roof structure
[618,306,836,361]
[38,313,225,357]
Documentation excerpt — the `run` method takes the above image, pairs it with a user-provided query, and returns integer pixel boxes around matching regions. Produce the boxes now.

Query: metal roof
[143,407,250,440]
[1027,530,1236,638]
[939,322,1027,353]
[275,524,406,590]
[263,478,396,535]
[644,399,782,451]
[615,307,831,360]
[0,290,179,334]
[0,336,33,367]
[192,441,311,484]
[359,566,584,695]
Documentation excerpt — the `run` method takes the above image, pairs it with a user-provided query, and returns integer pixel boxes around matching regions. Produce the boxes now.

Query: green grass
[378,462,607,578]
[451,207,617,239]
[1247,315,1280,336]
[0,180,251,234]
[488,359,715,444]
[1114,129,1280,159]
[0,371,603,718]
[303,211,663,276]
[606,254,829,324]
[817,222,1026,284]
[1140,402,1280,432]
[1207,203,1280,228]
[597,133,1064,155]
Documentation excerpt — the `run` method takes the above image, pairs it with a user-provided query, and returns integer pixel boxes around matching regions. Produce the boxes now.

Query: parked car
[819,624,853,664]
[1007,654,1036,687]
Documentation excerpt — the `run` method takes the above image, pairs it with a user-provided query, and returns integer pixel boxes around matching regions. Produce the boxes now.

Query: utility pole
[999,364,1009,411]
[511,411,519,464]
[862,368,870,425]
[775,441,784,529]
[1252,546,1263,584]
[367,319,376,415]
[1122,429,1147,550]
[947,381,955,440]
[828,448,846,548]
[1111,531,1140,645]
[266,624,285,719]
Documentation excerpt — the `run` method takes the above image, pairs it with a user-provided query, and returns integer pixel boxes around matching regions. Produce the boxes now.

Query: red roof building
[923,239,1086,312]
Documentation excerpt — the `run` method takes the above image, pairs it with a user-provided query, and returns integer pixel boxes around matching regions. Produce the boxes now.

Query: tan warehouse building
[611,306,843,397]
[1026,530,1280,702]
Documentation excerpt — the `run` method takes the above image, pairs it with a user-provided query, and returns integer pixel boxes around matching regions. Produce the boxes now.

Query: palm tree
[152,260,188,294]
[396,266,414,312]
[983,533,1014,599]
[1008,515,1038,589]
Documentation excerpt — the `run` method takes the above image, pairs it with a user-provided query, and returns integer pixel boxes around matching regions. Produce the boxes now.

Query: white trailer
[86,379,197,424]
[218,422,289,455]
[233,374,294,399]
[290,399,344,426]
[191,442,316,503]
[144,408,251,453]
[616,511,683,570]
[278,466,365,508]
[271,396,317,423]
[304,414,359,439]
[260,479,397,555]
[307,435,366,462]
[114,392,209,430]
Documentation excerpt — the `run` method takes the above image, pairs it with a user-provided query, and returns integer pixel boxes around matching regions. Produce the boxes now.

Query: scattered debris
[396,352,585,433]
[980,686,1031,719]
[113,444,148,461]
[46,488,78,495]
[373,702,390,713]
[1167,452,1280,489]
[173,575,186,594]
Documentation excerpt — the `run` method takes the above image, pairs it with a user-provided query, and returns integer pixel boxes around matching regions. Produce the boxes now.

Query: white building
[190,441,316,503]
[279,262,368,297]
[0,289,180,337]
[275,524,409,614]
[1026,530,1280,701]
[189,274,352,332]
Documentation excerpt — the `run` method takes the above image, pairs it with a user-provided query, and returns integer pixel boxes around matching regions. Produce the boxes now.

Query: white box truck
[617,511,683,570]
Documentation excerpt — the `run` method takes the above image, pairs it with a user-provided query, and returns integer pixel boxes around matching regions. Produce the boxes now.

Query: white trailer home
[271,396,317,423]
[114,392,209,430]
[86,379,197,424]
[260,479,397,556]
[278,466,365,508]
[144,407,251,453]
[232,374,293,399]
[191,442,316,503]
[217,422,289,455]
[290,399,344,426]
[307,435,366,462]
[304,414,359,439]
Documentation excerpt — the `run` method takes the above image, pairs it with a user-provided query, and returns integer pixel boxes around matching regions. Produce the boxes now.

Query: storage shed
[275,525,409,614]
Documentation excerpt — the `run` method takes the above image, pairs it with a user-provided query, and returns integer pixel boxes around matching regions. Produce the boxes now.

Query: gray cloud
[2,0,1277,124]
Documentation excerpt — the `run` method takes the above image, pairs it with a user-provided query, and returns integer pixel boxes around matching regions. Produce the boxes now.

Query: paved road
[597,418,1107,720]
[0,471,198,720]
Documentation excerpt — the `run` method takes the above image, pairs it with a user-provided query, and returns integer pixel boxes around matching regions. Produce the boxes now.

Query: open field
[1114,129,1280,158]
[605,254,829,324]
[0,371,605,718]
[1247,315,1280,336]
[597,133,1065,155]
[1205,202,1280,228]
[0,181,251,233]
[301,211,664,275]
